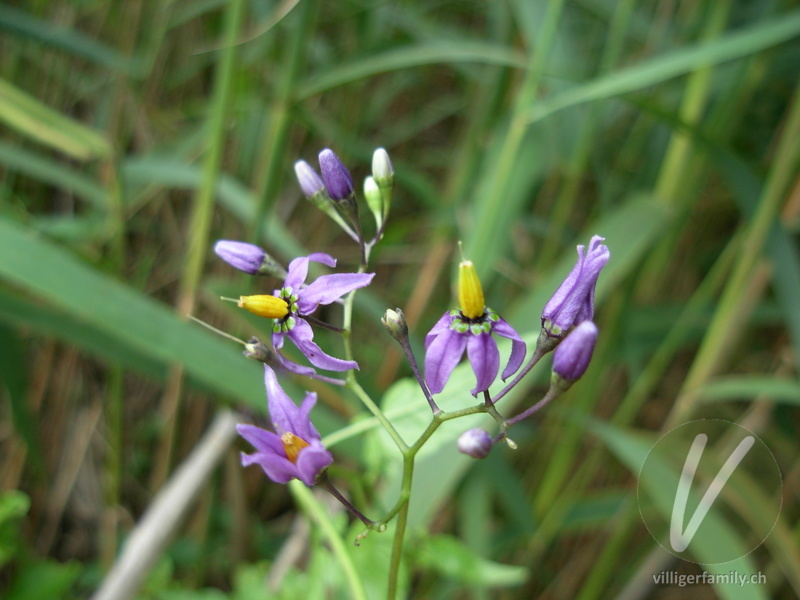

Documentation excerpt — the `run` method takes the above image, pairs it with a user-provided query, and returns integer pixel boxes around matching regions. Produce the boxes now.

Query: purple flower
[424,259,526,396]
[238,252,374,371]
[319,148,354,201]
[457,428,493,459]
[542,236,609,339]
[237,366,333,486]
[552,321,598,382]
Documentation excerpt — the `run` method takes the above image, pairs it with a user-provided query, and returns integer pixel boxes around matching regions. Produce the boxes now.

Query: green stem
[387,454,414,600]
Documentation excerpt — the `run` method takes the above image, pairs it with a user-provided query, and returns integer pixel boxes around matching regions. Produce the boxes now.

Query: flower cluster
[211,146,610,501]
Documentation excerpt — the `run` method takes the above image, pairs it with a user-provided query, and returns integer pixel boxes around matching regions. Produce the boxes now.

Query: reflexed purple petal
[295,440,334,486]
[467,332,500,396]
[297,272,375,313]
[241,451,298,484]
[236,424,283,455]
[274,350,318,377]
[264,365,305,434]
[285,256,312,291]
[284,252,338,293]
[493,317,527,380]
[288,319,358,371]
[425,312,453,350]
[307,252,337,268]
[424,327,467,394]
[297,391,321,442]
[542,245,585,320]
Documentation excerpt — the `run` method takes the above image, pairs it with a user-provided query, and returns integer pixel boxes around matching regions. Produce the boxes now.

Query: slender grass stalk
[466,0,568,278]
[535,0,637,268]
[668,81,800,425]
[151,0,246,489]
[251,0,316,243]
[289,481,369,600]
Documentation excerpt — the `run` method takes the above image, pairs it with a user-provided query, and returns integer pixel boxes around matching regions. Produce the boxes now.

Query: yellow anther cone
[458,260,485,319]
[238,295,289,319]
[281,432,310,463]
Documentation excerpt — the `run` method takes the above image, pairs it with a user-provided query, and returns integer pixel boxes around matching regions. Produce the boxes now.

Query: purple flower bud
[542,236,609,339]
[214,240,267,275]
[552,321,598,382]
[294,160,326,198]
[318,148,354,201]
[457,428,493,459]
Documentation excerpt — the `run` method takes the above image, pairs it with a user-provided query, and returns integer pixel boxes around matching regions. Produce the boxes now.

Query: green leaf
[5,559,81,600]
[298,42,528,99]
[415,534,528,587]
[0,141,107,208]
[525,10,800,124]
[0,5,142,76]
[697,376,800,405]
[0,216,264,406]
[0,78,111,160]
[588,419,770,600]
[0,491,30,569]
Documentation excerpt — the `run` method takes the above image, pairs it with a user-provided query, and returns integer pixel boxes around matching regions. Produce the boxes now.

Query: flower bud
[243,337,274,362]
[294,160,327,198]
[319,148,355,201]
[372,147,393,222]
[364,176,384,230]
[381,308,408,342]
[552,321,598,388]
[457,428,493,459]
[214,240,279,276]
[372,147,393,184]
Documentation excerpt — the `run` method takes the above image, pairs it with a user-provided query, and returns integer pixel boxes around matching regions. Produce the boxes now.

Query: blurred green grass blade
[415,534,528,587]
[508,193,671,324]
[0,5,142,76]
[589,420,769,600]
[0,216,264,405]
[0,79,111,160]
[288,481,368,600]
[0,141,107,208]
[298,42,527,99]
[525,9,800,124]
[121,157,306,261]
[697,376,800,405]
[0,323,45,474]
[0,287,166,382]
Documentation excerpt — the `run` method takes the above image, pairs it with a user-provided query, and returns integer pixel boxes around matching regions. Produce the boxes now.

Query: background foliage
[1,0,799,598]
